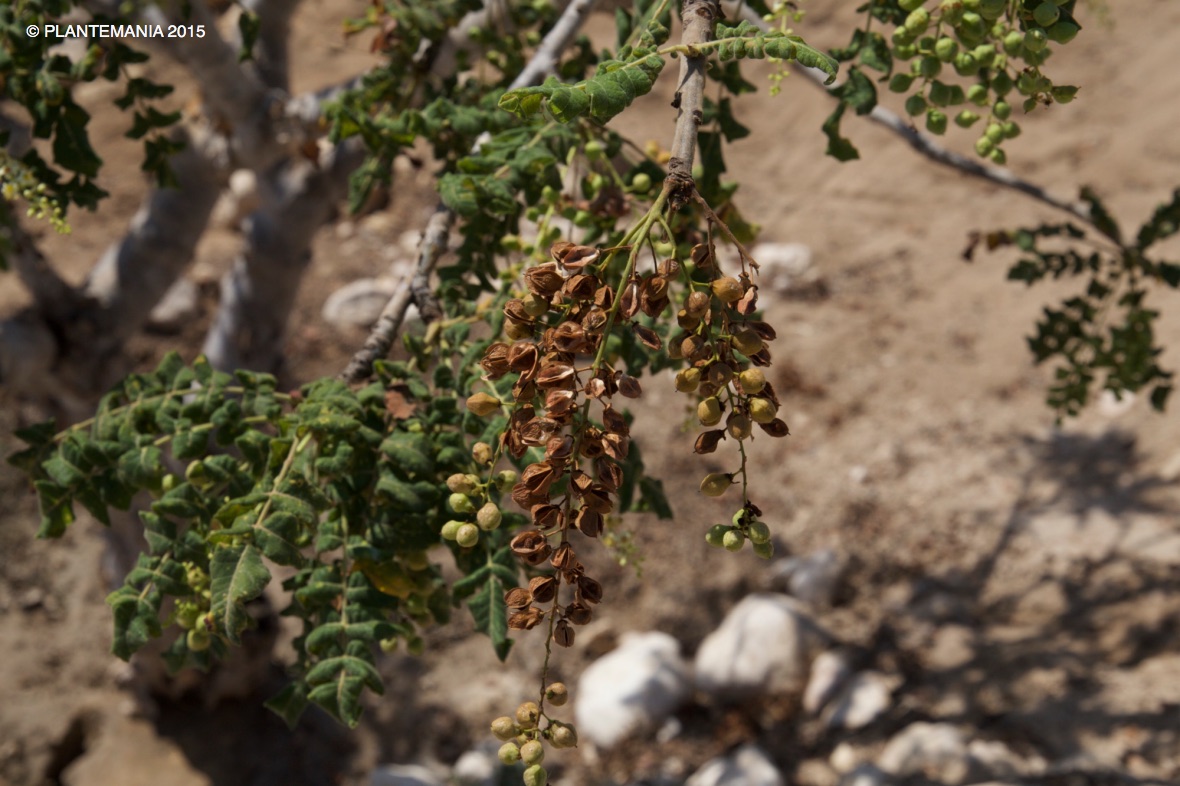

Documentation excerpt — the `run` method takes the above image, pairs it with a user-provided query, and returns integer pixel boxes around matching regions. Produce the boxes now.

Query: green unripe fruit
[1024,28,1048,52]
[456,523,480,548]
[1003,30,1025,55]
[753,541,775,559]
[176,603,201,630]
[953,53,980,76]
[962,0,980,8]
[441,520,465,541]
[972,43,996,67]
[584,139,605,161]
[892,25,915,46]
[631,172,652,192]
[449,492,475,514]
[496,469,518,489]
[1033,1,1060,27]
[738,368,766,394]
[925,109,948,135]
[706,524,729,547]
[700,473,733,498]
[161,473,179,492]
[522,765,548,786]
[1050,85,1078,104]
[955,109,981,127]
[959,10,984,30]
[520,740,545,766]
[898,0,924,11]
[731,329,763,356]
[749,397,778,424]
[446,473,477,494]
[904,7,930,33]
[967,84,990,106]
[522,292,550,317]
[905,94,928,117]
[978,0,1005,20]
[918,56,941,78]
[748,520,772,545]
[653,240,676,257]
[1046,20,1079,44]
[722,530,745,552]
[928,81,951,107]
[186,627,211,652]
[990,70,1014,96]
[917,35,936,53]
[934,37,958,62]
[1002,120,1022,138]
[985,122,1005,143]
[889,73,915,93]
[894,43,918,59]
[498,743,521,765]
[988,147,1007,165]
[477,502,502,531]
[572,210,593,228]
[698,397,723,426]
[727,414,753,441]
[975,136,995,156]
[492,716,518,741]
[993,100,1012,120]
[939,0,963,24]
[732,509,746,526]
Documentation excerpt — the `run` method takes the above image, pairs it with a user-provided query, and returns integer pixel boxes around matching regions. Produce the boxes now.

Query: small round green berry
[1046,20,1079,44]
[492,716,519,741]
[706,524,729,547]
[187,627,211,652]
[522,764,548,786]
[926,108,948,134]
[988,147,1007,165]
[889,73,915,93]
[1050,86,1078,104]
[722,530,745,552]
[904,7,930,33]
[993,100,1012,120]
[498,742,521,765]
[448,492,475,514]
[918,55,941,78]
[441,520,465,541]
[1002,30,1024,55]
[753,541,775,559]
[955,110,980,128]
[1024,28,1048,52]
[985,122,1005,144]
[584,140,605,161]
[496,469,519,489]
[898,0,924,11]
[700,473,733,498]
[975,136,995,156]
[747,520,772,545]
[934,37,958,62]
[1002,120,1022,139]
[978,0,1005,20]
[953,52,979,76]
[1033,1,1060,27]
[631,172,652,193]
[904,94,928,117]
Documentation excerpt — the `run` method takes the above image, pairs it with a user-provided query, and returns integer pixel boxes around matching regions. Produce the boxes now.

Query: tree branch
[667,0,722,194]
[340,0,599,384]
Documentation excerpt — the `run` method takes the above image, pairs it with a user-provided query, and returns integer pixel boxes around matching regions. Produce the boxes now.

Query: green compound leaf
[822,102,859,162]
[265,682,310,729]
[107,584,163,660]
[713,21,838,84]
[210,543,271,644]
[306,653,384,728]
[1136,187,1180,251]
[467,571,512,662]
[499,54,665,124]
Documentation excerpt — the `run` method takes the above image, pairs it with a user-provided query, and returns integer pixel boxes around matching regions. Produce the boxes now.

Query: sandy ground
[2,1,1179,784]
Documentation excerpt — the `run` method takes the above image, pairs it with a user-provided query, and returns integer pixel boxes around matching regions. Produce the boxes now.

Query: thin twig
[728,3,1091,224]
[340,0,598,383]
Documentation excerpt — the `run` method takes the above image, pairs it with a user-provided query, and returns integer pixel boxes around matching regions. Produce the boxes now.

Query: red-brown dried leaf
[384,385,418,420]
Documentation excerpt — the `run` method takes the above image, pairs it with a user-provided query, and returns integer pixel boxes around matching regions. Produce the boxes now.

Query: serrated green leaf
[467,571,511,661]
[107,586,163,660]
[306,654,383,728]
[265,682,309,729]
[380,432,434,478]
[34,480,75,538]
[210,544,271,644]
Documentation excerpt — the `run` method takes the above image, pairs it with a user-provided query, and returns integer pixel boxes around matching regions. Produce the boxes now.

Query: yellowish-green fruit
[549,722,578,749]
[498,742,521,765]
[520,740,544,766]
[441,520,465,541]
[749,397,777,424]
[711,276,743,303]
[449,492,475,514]
[706,524,729,547]
[722,530,745,552]
[473,442,494,465]
[731,329,762,356]
[492,716,518,741]
[698,397,723,426]
[676,367,702,393]
[700,473,732,497]
[186,627,211,652]
[446,473,476,494]
[516,701,540,729]
[477,502,502,531]
[522,765,548,786]
[456,523,480,548]
[748,520,771,545]
[466,392,502,416]
[753,540,775,559]
[545,682,569,706]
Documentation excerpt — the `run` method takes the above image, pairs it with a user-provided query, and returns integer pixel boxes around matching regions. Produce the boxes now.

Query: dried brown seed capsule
[528,575,559,604]
[694,429,725,454]
[698,397,723,426]
[691,243,714,270]
[698,381,720,398]
[577,575,604,604]
[677,308,701,331]
[466,393,501,416]
[731,329,763,356]
[759,418,791,437]
[566,602,593,625]
[738,368,766,394]
[504,587,533,610]
[632,323,662,350]
[657,257,681,279]
[545,683,569,706]
[749,397,778,424]
[726,412,753,441]
[685,290,711,318]
[574,507,604,538]
[516,701,541,729]
[707,363,734,387]
[480,342,511,378]
[675,367,701,393]
[510,530,553,565]
[508,606,544,630]
[553,619,575,648]
[681,334,705,360]
[524,262,564,297]
[712,276,744,303]
[616,373,642,398]
[531,503,564,530]
[550,543,578,571]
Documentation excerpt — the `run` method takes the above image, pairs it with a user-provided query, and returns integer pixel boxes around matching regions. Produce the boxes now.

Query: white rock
[749,242,819,295]
[322,277,421,328]
[803,650,852,714]
[824,671,894,730]
[451,746,497,786]
[574,631,692,749]
[877,722,970,786]
[768,550,846,607]
[694,594,828,703]
[147,279,200,331]
[685,744,784,786]
[837,763,889,786]
[369,764,444,786]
